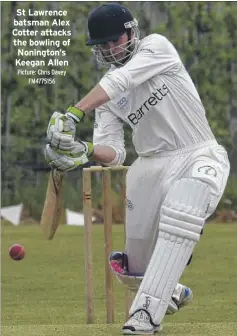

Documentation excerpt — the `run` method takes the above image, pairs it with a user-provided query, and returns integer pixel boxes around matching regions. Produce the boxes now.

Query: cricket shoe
[109,251,144,277]
[121,309,162,335]
[109,251,128,274]
[166,285,193,315]
[172,284,193,310]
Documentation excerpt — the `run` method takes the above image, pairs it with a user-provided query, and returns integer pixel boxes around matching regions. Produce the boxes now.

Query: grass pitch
[2,222,237,336]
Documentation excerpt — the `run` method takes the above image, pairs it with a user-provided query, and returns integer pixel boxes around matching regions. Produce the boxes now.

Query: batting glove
[56,140,94,158]
[45,141,91,172]
[65,106,85,123]
[47,107,85,151]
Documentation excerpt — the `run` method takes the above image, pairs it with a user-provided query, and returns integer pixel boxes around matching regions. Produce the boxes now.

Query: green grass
[2,223,237,335]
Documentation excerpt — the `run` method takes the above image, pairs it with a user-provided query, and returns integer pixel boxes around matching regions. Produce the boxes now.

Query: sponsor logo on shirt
[117,96,129,110]
[127,84,169,125]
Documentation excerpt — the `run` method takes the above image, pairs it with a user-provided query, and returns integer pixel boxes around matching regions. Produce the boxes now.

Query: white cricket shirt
[93,33,216,156]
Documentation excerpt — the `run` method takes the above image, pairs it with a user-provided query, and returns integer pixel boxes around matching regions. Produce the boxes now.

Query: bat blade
[40,169,64,240]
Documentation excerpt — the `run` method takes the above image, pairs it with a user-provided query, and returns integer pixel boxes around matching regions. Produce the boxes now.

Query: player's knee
[160,178,211,241]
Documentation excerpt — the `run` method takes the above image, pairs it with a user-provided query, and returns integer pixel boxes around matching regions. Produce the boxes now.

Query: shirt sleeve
[93,104,125,151]
[99,34,182,99]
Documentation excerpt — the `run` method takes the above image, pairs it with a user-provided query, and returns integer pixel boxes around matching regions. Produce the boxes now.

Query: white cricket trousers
[125,140,230,273]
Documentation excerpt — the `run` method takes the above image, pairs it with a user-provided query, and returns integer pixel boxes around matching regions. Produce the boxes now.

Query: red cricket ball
[9,244,25,261]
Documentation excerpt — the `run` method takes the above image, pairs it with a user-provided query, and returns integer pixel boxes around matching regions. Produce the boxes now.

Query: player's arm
[75,84,110,113]
[73,34,181,114]
[92,145,116,164]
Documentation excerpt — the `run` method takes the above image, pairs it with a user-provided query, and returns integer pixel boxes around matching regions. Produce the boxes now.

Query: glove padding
[47,112,76,151]
[45,142,89,172]
[56,140,94,157]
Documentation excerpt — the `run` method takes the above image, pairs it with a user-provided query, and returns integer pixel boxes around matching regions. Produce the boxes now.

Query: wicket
[83,165,132,324]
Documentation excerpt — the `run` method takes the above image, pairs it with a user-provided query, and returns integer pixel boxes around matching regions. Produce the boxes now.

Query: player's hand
[47,107,84,151]
[44,143,90,172]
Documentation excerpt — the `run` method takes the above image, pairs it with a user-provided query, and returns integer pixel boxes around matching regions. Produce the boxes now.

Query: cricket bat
[40,169,64,240]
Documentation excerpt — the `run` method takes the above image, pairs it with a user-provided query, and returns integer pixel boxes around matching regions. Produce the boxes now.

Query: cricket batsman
[45,3,230,334]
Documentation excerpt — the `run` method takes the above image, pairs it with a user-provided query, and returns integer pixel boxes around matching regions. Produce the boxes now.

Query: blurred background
[1,1,237,223]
